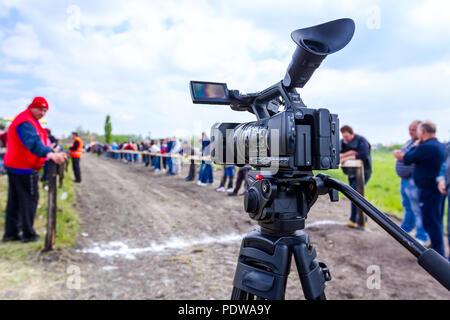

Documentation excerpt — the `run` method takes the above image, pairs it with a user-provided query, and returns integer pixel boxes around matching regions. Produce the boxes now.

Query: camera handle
[317,173,450,291]
[230,82,308,121]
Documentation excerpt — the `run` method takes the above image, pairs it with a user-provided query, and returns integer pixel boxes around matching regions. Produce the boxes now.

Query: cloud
[407,0,450,32]
[0,0,449,146]
[0,1,284,135]
[303,60,450,144]
[0,23,45,61]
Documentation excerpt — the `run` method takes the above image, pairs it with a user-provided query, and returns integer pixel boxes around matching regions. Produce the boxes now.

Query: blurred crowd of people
[97,131,251,197]
[339,121,450,261]
[394,121,449,261]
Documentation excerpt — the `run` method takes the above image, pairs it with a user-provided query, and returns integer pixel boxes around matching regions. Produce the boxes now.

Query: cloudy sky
[0,0,449,144]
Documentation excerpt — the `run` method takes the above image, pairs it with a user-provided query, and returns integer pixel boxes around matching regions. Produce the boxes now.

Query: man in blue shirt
[394,121,428,244]
[395,122,446,257]
[165,137,175,176]
[198,132,213,186]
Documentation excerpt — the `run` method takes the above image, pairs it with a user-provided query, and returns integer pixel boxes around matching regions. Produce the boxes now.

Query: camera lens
[233,123,269,166]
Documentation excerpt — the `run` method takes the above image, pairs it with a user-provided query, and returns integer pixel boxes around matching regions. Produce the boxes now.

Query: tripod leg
[231,288,261,300]
[231,288,246,300]
[231,232,291,300]
[292,235,331,300]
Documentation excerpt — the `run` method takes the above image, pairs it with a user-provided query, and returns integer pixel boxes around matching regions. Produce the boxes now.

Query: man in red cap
[3,97,66,243]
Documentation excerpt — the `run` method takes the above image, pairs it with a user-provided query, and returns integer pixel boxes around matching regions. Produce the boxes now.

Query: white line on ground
[79,233,244,260]
[79,220,355,260]
[305,220,347,228]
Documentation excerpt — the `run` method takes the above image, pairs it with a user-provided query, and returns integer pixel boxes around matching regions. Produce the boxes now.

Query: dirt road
[30,155,450,299]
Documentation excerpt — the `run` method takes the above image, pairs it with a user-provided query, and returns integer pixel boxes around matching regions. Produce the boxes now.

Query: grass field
[319,151,403,217]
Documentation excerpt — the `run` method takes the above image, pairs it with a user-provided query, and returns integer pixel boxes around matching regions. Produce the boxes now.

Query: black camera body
[190,19,354,174]
[209,91,340,172]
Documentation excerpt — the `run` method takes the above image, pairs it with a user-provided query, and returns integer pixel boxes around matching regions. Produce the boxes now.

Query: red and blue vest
[4,109,48,171]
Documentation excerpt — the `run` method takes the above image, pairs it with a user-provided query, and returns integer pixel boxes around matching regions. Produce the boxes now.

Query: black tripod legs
[231,230,331,300]
[292,234,331,300]
[231,231,291,300]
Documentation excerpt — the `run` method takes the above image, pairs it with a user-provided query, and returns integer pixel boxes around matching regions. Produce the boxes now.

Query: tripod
[231,172,450,300]
[232,230,330,300]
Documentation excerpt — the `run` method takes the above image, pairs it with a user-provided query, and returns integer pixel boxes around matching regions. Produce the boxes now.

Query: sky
[0,0,449,144]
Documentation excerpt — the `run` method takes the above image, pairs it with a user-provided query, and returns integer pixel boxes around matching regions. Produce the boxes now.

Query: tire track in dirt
[77,155,250,245]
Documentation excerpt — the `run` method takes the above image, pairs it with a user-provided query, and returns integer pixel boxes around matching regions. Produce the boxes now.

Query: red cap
[28,97,49,110]
[255,175,264,181]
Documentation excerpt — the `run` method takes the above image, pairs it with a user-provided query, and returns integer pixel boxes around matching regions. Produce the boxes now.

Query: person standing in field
[395,122,446,257]
[437,141,450,261]
[69,132,83,183]
[171,137,183,176]
[228,165,251,196]
[183,141,196,181]
[165,137,175,176]
[2,97,66,243]
[198,132,213,186]
[123,140,134,163]
[41,128,58,183]
[339,125,372,228]
[394,121,429,245]
[131,141,139,163]
[160,139,168,172]
[150,140,161,172]
[0,125,7,175]
[216,165,235,193]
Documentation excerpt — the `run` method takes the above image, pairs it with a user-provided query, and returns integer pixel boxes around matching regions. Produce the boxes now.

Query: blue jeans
[199,162,213,184]
[444,188,450,261]
[152,156,161,170]
[448,192,450,261]
[224,166,235,177]
[419,188,445,257]
[166,157,175,175]
[400,177,429,242]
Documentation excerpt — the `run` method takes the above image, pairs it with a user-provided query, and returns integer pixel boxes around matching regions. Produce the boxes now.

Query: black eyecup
[418,249,450,290]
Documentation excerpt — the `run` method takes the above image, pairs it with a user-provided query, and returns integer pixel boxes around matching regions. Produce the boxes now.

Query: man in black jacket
[340,125,372,228]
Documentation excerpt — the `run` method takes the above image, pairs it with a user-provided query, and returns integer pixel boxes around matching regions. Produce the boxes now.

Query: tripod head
[243,171,450,290]
[244,170,337,235]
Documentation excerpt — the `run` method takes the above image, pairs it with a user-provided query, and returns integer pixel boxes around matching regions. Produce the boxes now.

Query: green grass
[317,151,403,217]
[0,162,80,260]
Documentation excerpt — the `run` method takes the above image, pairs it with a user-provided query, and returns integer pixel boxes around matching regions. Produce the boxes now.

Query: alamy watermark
[66,265,81,290]
[366,5,381,30]
[66,5,81,31]
[366,265,381,290]
[209,128,281,175]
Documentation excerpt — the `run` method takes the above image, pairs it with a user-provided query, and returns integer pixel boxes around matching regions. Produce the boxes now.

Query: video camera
[190,18,356,173]
[189,19,450,294]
